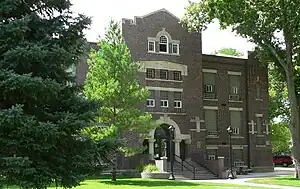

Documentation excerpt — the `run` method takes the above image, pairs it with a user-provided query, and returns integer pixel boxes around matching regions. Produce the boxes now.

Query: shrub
[142,164,160,173]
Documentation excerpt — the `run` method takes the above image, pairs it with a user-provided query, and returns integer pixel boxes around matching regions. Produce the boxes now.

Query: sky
[71,0,256,56]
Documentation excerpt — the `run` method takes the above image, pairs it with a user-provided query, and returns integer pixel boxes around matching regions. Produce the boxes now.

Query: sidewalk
[186,169,297,189]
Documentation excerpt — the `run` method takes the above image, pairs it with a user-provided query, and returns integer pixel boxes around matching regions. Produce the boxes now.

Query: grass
[248,176,300,187]
[43,178,268,189]
[4,178,270,189]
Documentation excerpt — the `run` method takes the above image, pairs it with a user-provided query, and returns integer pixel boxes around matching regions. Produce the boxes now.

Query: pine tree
[0,1,98,188]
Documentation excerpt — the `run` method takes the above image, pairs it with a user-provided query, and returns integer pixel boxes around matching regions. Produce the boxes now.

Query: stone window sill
[204,98,218,101]
[145,78,183,83]
[229,100,243,103]
[148,51,180,56]
[146,111,186,116]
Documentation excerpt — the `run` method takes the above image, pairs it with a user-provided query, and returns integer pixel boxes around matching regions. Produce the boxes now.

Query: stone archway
[148,114,191,159]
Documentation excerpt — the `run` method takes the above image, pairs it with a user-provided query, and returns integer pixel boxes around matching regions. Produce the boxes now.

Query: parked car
[273,155,293,167]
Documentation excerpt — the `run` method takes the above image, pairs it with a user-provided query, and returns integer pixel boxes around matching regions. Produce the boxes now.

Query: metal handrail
[174,154,196,180]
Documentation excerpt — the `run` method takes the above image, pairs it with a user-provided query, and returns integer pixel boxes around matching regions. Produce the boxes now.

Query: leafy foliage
[213,48,244,57]
[181,0,300,177]
[142,164,160,173]
[271,122,291,155]
[83,20,157,157]
[0,0,100,188]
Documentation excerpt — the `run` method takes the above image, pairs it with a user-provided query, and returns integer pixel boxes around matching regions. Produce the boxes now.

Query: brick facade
[76,8,273,172]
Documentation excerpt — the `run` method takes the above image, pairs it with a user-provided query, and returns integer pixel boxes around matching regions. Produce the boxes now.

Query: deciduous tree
[213,48,244,57]
[181,0,300,177]
[84,20,156,181]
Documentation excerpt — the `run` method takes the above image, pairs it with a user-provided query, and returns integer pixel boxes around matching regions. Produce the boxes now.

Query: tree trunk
[285,63,300,179]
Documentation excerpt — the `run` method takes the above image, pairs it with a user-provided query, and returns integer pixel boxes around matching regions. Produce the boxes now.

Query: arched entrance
[147,115,191,160]
[153,124,174,160]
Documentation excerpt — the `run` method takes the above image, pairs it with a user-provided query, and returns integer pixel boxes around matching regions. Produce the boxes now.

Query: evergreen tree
[0,0,98,188]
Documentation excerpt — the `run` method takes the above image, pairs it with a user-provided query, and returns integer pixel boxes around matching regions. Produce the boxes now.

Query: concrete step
[167,159,218,180]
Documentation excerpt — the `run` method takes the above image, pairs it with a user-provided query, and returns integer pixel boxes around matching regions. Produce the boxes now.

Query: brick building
[77,8,274,177]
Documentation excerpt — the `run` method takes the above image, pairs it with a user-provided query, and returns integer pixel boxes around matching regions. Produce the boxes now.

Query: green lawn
[19,178,269,189]
[248,176,300,187]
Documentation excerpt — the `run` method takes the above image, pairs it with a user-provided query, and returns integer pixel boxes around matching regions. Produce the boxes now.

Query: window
[173,71,182,81]
[160,69,168,80]
[230,111,242,135]
[233,127,240,135]
[205,85,213,93]
[160,100,168,108]
[204,109,217,132]
[256,84,262,99]
[174,101,182,108]
[159,35,168,53]
[146,99,155,107]
[232,87,238,94]
[148,41,155,52]
[203,72,216,98]
[233,149,243,164]
[146,68,155,79]
[207,149,217,160]
[172,43,179,54]
[229,75,240,94]
[257,117,262,134]
[174,92,182,109]
[208,155,216,160]
[160,91,168,108]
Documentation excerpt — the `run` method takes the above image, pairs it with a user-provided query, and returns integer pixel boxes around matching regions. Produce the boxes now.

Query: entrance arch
[148,115,191,159]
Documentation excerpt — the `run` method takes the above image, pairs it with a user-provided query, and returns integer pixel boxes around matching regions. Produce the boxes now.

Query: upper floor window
[172,43,179,54]
[146,68,155,79]
[160,69,168,80]
[204,109,217,133]
[203,72,216,99]
[159,35,168,53]
[229,74,241,101]
[148,41,155,52]
[173,71,182,81]
[256,84,262,99]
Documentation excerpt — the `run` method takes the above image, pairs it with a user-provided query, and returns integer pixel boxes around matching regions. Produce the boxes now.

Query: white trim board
[145,86,183,92]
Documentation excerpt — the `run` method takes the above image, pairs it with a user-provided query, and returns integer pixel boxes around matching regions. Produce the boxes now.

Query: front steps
[167,159,218,180]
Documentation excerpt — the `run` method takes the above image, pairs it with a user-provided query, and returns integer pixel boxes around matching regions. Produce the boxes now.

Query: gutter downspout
[245,56,251,169]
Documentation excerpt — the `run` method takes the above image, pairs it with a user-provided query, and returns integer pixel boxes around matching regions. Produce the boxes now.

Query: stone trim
[231,136,244,139]
[255,113,263,117]
[139,61,188,75]
[228,71,242,75]
[145,86,183,92]
[232,145,244,150]
[147,112,186,116]
[202,68,217,73]
[229,107,243,111]
[206,145,218,149]
[204,99,218,101]
[256,145,266,148]
[203,106,218,110]
[145,78,183,83]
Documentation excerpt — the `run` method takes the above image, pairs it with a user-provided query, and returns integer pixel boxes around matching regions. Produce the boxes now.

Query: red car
[273,155,293,167]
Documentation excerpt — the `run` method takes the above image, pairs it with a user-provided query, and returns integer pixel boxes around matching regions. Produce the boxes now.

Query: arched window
[159,35,168,53]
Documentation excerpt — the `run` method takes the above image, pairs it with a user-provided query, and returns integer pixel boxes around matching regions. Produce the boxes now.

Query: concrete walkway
[185,167,298,189]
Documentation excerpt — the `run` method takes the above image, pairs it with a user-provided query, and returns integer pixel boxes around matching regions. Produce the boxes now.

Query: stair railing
[174,154,196,180]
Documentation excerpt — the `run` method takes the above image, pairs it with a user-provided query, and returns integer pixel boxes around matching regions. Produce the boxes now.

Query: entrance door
[154,124,174,161]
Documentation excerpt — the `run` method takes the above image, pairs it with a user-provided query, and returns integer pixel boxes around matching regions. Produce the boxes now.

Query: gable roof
[139,8,180,21]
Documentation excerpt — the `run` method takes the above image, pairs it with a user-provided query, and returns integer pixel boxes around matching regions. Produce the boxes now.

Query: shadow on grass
[100,179,199,187]
[273,177,300,181]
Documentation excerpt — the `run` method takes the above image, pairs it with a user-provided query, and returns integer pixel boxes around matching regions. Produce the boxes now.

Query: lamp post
[168,125,175,180]
[226,126,235,179]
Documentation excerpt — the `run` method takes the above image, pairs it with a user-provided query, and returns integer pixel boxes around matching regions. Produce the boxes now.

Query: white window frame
[174,100,182,109]
[146,68,155,79]
[159,35,169,53]
[208,155,216,160]
[148,41,155,52]
[205,84,213,93]
[146,99,155,107]
[172,43,179,54]
[233,127,240,135]
[160,100,169,108]
[232,87,238,94]
[173,71,182,81]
